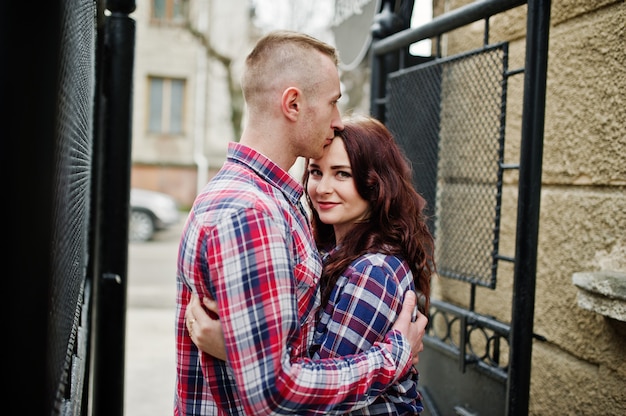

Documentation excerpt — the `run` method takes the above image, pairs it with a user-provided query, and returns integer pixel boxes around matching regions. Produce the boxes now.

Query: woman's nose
[316,177,332,194]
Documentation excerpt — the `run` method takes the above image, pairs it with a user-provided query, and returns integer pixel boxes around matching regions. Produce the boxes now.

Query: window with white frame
[148,76,185,135]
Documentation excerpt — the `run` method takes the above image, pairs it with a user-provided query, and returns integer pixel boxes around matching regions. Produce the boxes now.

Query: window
[152,0,186,22]
[148,77,186,135]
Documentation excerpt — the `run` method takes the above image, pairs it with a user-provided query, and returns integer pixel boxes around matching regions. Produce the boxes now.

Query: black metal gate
[369,1,551,415]
[4,0,136,414]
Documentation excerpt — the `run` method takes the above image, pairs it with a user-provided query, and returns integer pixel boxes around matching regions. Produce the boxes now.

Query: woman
[188,115,435,415]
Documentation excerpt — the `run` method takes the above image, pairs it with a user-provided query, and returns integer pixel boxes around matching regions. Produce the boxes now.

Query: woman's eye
[337,171,351,179]
[309,169,322,177]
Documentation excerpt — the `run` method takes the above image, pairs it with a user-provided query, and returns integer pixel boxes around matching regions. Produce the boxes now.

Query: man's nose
[332,108,344,131]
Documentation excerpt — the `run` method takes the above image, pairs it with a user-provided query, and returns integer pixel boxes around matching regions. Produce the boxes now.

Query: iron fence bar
[371,0,527,56]
[495,254,516,263]
[494,40,511,289]
[370,0,527,122]
[484,16,490,46]
[500,163,520,170]
[459,314,468,372]
[91,0,136,414]
[431,299,512,334]
[427,299,511,381]
[424,330,509,383]
[506,0,551,414]
[507,68,525,77]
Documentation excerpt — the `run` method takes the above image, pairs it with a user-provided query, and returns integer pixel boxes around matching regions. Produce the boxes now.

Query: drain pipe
[193,39,209,196]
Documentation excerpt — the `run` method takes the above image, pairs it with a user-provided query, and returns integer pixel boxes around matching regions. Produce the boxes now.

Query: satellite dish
[331,0,381,71]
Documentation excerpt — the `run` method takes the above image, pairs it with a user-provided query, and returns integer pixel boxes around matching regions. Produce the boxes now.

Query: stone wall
[432,0,625,414]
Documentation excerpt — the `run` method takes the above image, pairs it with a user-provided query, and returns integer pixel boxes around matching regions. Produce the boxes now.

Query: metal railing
[369,1,551,414]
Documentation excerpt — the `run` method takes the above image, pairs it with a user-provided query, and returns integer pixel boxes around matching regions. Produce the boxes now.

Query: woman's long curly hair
[303,115,435,311]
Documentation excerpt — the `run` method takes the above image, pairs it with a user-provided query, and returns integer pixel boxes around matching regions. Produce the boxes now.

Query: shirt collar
[227,142,304,206]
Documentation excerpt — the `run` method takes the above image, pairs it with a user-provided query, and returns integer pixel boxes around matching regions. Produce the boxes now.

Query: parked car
[129,188,180,242]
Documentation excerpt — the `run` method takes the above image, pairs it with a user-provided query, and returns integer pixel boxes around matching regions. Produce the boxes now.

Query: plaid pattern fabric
[174,143,413,415]
[313,253,424,415]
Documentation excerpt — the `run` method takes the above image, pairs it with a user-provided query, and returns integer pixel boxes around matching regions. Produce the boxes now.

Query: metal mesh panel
[387,44,508,288]
[49,0,96,413]
[385,62,442,236]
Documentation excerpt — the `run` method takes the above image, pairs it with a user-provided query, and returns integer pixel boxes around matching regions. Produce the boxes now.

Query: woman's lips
[316,201,339,210]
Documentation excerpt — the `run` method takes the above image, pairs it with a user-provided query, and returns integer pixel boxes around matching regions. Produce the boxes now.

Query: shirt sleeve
[207,208,413,415]
[313,261,411,414]
[316,262,404,359]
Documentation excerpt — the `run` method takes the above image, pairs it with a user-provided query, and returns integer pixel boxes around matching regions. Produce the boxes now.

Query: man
[175,30,428,415]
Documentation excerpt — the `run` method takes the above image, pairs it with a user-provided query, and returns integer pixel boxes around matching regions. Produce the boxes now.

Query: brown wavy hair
[303,115,435,311]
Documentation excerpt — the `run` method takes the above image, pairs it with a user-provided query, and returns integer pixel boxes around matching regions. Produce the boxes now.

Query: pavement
[124,216,185,415]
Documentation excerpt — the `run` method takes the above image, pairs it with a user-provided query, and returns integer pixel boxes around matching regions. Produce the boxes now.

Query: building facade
[130,0,255,207]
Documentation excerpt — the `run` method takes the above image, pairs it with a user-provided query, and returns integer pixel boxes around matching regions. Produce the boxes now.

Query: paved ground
[125,216,185,415]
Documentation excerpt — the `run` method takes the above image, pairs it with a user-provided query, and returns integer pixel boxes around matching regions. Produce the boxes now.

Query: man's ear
[281,87,301,121]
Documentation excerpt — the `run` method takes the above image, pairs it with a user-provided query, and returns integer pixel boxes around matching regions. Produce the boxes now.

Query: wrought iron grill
[370,0,551,414]
[388,43,509,288]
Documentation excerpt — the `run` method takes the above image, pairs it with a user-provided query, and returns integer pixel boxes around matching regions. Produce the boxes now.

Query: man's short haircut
[241,30,340,106]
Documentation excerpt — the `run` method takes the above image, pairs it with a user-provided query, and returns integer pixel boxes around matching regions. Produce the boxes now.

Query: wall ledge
[572,271,626,322]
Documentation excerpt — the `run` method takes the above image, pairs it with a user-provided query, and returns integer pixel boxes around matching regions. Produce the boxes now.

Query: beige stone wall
[433,0,625,414]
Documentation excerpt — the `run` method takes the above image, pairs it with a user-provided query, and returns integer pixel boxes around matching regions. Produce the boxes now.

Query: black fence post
[507,0,551,415]
[91,1,136,415]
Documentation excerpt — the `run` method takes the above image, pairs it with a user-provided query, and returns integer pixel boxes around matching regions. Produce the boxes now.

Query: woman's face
[307,137,370,243]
